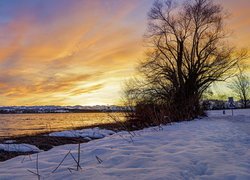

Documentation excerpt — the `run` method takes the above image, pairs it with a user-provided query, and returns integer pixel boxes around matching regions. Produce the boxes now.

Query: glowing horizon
[0,0,249,106]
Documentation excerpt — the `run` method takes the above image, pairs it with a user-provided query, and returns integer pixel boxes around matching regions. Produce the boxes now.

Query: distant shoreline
[0,105,130,114]
[0,110,128,114]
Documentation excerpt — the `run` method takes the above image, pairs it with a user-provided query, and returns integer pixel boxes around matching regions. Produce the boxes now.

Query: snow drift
[49,127,115,139]
[0,144,41,153]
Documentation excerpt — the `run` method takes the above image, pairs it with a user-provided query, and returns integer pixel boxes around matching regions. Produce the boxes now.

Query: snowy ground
[0,109,249,180]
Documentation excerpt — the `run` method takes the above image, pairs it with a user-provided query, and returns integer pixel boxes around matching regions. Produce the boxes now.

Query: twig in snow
[21,154,32,163]
[95,155,103,164]
[27,153,40,180]
[77,143,81,171]
[52,150,71,173]
[69,143,82,171]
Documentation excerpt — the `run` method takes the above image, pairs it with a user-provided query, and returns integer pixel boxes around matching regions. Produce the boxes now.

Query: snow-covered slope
[0,109,249,180]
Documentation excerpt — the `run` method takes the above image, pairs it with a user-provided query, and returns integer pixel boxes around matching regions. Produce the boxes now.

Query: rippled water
[0,113,124,138]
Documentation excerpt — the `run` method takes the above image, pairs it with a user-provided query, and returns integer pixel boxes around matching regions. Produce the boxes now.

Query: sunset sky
[0,0,249,106]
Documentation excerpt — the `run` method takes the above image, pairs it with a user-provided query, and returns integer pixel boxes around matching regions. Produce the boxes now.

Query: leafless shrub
[228,67,250,108]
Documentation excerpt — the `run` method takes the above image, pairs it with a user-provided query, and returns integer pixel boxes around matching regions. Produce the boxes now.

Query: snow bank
[0,109,249,179]
[0,144,41,153]
[49,127,115,139]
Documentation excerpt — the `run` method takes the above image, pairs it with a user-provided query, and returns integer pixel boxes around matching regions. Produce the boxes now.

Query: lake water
[0,113,124,138]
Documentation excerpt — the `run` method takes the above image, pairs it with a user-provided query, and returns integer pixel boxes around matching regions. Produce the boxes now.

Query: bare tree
[228,70,250,108]
[125,0,246,122]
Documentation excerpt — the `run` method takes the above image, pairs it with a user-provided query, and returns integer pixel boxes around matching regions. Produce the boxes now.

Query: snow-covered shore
[0,109,249,179]
[48,127,115,139]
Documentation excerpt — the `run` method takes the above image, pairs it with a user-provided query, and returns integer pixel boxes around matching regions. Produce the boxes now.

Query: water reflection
[0,113,124,138]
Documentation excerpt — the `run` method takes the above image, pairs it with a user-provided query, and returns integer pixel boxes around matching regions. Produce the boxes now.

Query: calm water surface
[0,113,124,138]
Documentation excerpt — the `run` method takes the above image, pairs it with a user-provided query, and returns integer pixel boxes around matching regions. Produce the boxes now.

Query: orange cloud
[69,84,104,96]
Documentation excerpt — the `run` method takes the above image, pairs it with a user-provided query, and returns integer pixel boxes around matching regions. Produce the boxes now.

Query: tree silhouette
[124,0,246,123]
[228,69,250,108]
